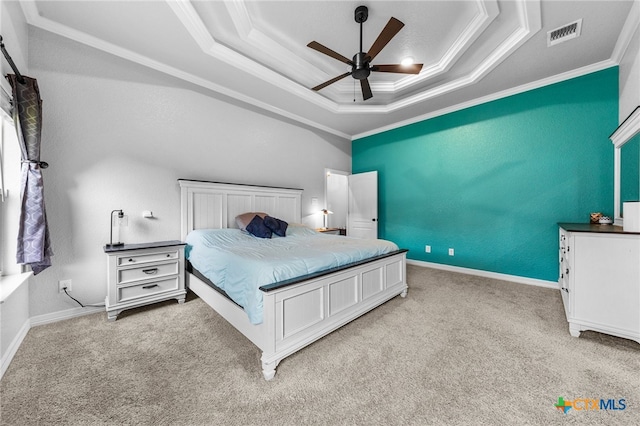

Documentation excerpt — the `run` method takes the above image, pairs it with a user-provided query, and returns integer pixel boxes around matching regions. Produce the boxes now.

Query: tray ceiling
[23,1,638,139]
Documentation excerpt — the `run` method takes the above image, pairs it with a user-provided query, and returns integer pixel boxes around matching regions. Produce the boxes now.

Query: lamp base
[105,242,124,249]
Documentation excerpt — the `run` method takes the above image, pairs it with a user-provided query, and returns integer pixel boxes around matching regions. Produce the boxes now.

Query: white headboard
[179,179,303,240]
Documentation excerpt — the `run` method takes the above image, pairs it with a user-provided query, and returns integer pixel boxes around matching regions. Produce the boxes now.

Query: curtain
[7,74,52,274]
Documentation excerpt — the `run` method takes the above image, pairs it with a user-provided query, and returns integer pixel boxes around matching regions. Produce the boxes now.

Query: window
[0,86,21,276]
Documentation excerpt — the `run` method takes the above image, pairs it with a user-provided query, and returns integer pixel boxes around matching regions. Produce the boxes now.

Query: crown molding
[611,0,640,64]
[169,0,540,115]
[21,1,350,139]
[340,0,542,114]
[353,59,617,140]
[337,0,500,95]
[610,106,640,149]
[223,0,329,86]
[166,1,338,111]
[19,0,621,141]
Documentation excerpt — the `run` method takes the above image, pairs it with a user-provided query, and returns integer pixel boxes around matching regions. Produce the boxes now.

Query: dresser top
[558,223,640,235]
[103,240,185,253]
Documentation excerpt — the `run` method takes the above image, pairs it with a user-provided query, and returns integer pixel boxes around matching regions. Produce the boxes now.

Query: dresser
[104,240,186,321]
[558,224,640,344]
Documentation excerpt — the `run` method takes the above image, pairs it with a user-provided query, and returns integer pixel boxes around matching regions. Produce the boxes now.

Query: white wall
[619,1,640,122]
[27,28,350,318]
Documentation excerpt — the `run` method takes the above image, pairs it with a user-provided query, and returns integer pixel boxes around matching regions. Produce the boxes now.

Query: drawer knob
[142,284,159,289]
[166,254,171,257]
[561,287,569,293]
[565,268,569,275]
[128,258,135,262]
[142,268,158,275]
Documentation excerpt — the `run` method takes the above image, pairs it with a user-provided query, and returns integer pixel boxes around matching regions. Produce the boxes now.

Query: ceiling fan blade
[372,64,423,74]
[312,72,352,91]
[366,17,404,62]
[307,41,353,65]
[360,78,373,100]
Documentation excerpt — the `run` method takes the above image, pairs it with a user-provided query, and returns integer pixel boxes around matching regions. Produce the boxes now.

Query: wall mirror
[611,106,640,226]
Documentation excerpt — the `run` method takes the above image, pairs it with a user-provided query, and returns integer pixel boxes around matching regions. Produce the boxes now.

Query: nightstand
[104,240,186,321]
[316,227,347,236]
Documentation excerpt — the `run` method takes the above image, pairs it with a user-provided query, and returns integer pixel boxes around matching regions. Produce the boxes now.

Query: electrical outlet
[59,279,72,293]
[448,248,454,256]
[425,245,431,253]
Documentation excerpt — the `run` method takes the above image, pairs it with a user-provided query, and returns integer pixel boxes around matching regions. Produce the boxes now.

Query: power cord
[62,287,105,308]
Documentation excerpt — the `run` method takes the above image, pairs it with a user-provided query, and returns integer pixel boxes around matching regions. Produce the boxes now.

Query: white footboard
[187,251,407,380]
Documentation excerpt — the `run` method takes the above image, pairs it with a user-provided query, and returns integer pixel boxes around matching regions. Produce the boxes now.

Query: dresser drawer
[117,277,179,303]
[117,261,179,284]
[118,250,179,266]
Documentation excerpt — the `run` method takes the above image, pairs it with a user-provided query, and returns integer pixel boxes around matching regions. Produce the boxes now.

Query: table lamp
[321,208,333,229]
[106,209,126,248]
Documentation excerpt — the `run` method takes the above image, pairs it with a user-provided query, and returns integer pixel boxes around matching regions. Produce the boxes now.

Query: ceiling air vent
[547,19,582,47]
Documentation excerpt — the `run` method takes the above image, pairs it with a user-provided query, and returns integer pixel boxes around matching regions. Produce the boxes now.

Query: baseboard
[1,306,104,380]
[0,317,30,380]
[406,259,558,290]
[30,306,104,327]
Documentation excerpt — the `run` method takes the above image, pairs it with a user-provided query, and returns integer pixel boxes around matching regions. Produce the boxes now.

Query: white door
[348,171,378,239]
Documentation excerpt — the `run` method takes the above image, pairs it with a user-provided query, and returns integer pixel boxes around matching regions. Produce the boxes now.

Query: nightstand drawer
[118,250,179,266]
[117,277,179,303]
[117,262,179,284]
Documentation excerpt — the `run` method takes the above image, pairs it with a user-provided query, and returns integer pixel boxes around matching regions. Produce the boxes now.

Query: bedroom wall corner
[24,27,351,320]
[0,1,28,91]
[618,0,640,122]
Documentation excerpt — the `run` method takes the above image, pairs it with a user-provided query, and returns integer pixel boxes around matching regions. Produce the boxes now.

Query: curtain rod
[0,35,26,85]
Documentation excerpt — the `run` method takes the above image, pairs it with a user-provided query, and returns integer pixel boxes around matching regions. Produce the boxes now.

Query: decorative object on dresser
[179,179,408,380]
[598,216,612,224]
[589,212,602,223]
[558,223,639,344]
[104,241,186,321]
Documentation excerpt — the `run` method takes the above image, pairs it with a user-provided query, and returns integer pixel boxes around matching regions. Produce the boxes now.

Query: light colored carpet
[1,265,638,425]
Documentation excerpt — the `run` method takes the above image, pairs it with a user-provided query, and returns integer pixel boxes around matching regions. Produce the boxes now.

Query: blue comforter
[185,224,399,324]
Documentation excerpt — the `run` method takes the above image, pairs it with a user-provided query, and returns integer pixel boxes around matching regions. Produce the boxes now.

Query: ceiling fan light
[401,57,414,66]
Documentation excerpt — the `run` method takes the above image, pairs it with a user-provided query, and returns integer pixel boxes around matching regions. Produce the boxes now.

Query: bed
[179,179,408,380]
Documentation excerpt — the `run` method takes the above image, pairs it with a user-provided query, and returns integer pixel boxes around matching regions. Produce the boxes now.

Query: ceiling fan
[307,5,423,101]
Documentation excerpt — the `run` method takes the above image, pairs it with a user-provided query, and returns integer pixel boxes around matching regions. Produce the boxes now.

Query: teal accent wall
[353,67,618,282]
[620,132,640,213]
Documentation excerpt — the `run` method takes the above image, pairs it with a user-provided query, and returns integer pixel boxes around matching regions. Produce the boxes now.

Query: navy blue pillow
[246,215,272,239]
[264,215,288,237]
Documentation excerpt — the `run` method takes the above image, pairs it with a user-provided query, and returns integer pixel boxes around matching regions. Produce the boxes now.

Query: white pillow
[235,212,267,231]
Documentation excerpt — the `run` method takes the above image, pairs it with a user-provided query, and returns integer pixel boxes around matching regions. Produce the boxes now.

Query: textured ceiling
[24,1,638,139]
